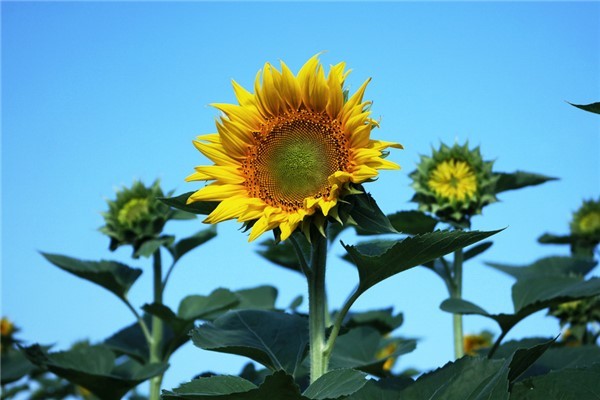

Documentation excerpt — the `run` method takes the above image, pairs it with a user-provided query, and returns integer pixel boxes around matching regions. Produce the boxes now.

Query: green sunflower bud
[410,142,498,227]
[99,180,171,254]
[549,296,600,328]
[571,199,600,242]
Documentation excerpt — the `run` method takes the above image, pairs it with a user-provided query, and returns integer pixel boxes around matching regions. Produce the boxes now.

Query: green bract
[410,142,498,226]
[100,180,171,255]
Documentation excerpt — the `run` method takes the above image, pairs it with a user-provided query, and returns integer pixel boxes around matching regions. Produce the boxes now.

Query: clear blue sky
[2,1,599,393]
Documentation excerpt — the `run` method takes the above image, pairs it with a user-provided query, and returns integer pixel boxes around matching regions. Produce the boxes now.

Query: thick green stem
[452,249,464,359]
[308,234,328,383]
[149,250,164,400]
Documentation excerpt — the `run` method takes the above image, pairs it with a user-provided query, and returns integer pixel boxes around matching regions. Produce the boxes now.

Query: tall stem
[149,250,164,400]
[452,249,464,359]
[308,234,328,383]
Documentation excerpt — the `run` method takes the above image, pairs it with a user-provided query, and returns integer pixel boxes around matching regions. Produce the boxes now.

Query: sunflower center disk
[245,115,348,211]
[428,159,478,202]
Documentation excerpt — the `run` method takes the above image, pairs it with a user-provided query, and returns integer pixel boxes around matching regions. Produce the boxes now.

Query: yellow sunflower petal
[188,183,247,202]
[231,80,256,107]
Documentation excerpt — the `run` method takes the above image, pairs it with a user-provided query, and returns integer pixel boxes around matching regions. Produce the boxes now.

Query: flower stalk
[149,249,164,400]
[307,233,329,383]
[452,248,464,359]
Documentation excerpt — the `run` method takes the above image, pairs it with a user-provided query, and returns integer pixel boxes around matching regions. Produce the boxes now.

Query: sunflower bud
[100,180,171,254]
[570,199,600,243]
[410,143,498,227]
[0,317,15,338]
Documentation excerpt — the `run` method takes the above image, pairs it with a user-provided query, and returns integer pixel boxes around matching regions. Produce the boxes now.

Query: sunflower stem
[452,248,465,359]
[289,234,311,279]
[149,249,164,400]
[308,233,328,383]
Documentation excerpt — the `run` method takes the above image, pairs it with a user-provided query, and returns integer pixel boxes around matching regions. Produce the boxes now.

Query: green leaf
[344,229,502,295]
[344,308,404,334]
[256,239,304,274]
[191,310,308,376]
[169,226,218,262]
[441,277,600,337]
[159,192,219,215]
[463,241,493,261]
[397,357,506,400]
[163,371,306,400]
[233,286,278,310]
[303,369,368,399]
[134,236,174,258]
[512,276,600,312]
[486,257,597,281]
[22,344,167,400]
[170,209,198,220]
[347,377,413,400]
[1,349,36,384]
[104,320,150,363]
[385,211,439,235]
[493,171,557,194]
[348,191,398,235]
[569,101,600,115]
[41,253,142,301]
[537,233,574,245]
[178,288,240,321]
[329,327,416,376]
[510,364,600,399]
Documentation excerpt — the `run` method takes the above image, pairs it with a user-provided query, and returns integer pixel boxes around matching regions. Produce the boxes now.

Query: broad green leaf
[178,288,239,321]
[134,236,175,258]
[329,327,416,377]
[159,192,219,215]
[344,308,404,334]
[104,320,150,363]
[463,241,493,261]
[385,211,439,235]
[23,344,167,400]
[397,357,505,400]
[142,303,191,358]
[347,191,398,235]
[238,362,272,386]
[348,377,413,400]
[191,310,308,376]
[344,230,502,294]
[486,257,597,281]
[569,101,600,115]
[512,276,600,312]
[163,371,306,400]
[288,295,303,311]
[41,253,142,301]
[1,349,35,384]
[493,171,557,194]
[162,375,257,398]
[504,339,555,389]
[510,364,600,399]
[441,276,600,340]
[256,239,304,274]
[169,226,217,262]
[303,369,368,399]
[233,286,278,310]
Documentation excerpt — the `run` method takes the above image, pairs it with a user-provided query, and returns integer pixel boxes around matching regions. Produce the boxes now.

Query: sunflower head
[571,199,600,240]
[463,331,493,356]
[375,341,398,372]
[100,180,171,253]
[1,317,15,338]
[186,55,402,242]
[410,142,497,226]
[549,296,600,328]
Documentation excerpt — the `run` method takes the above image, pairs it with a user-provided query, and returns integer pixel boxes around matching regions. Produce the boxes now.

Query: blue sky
[2,1,599,394]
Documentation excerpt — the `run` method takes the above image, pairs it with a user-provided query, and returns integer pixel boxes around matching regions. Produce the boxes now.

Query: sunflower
[186,55,402,241]
[571,198,600,240]
[410,143,497,226]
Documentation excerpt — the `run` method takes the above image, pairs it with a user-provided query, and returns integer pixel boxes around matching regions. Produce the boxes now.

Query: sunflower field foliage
[2,56,599,400]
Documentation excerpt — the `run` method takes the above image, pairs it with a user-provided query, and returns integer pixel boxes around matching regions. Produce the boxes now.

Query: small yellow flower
[428,159,477,202]
[0,317,14,337]
[463,331,493,356]
[187,55,402,241]
[376,342,398,371]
